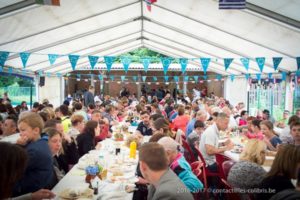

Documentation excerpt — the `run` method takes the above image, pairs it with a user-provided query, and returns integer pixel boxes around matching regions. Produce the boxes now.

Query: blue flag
[256,73,261,81]
[230,74,235,82]
[68,55,80,70]
[142,76,147,82]
[56,73,62,78]
[0,51,9,67]
[153,76,157,82]
[272,57,282,71]
[38,70,43,76]
[240,58,249,71]
[256,57,265,72]
[268,73,272,80]
[296,70,300,77]
[48,54,59,65]
[110,75,114,81]
[88,55,99,70]
[76,74,81,79]
[245,73,250,80]
[164,76,169,82]
[193,76,199,82]
[179,58,188,74]
[8,67,13,74]
[121,57,131,73]
[161,58,172,75]
[121,75,126,82]
[98,75,103,80]
[46,72,51,77]
[142,58,151,73]
[281,72,287,81]
[297,57,300,70]
[224,58,234,71]
[20,52,31,68]
[200,58,211,74]
[104,56,115,72]
[216,74,222,81]
[184,76,189,82]
[132,76,137,82]
[203,75,208,80]
[219,0,246,9]
[174,76,179,83]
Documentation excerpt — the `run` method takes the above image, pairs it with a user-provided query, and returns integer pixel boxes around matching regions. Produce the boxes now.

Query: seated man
[276,110,290,128]
[158,137,203,192]
[139,142,193,200]
[1,115,19,143]
[199,112,234,172]
[135,111,152,136]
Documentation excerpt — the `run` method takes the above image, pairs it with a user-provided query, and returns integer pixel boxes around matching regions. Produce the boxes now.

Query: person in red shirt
[172,105,190,134]
[239,110,248,126]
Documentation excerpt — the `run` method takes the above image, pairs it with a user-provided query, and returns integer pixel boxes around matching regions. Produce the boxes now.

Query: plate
[59,188,93,199]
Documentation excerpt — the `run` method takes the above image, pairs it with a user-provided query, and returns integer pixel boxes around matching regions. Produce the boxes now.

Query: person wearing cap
[158,137,203,193]
[139,143,193,200]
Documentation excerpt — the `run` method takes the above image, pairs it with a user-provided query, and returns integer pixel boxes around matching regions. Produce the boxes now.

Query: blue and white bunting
[68,55,80,70]
[240,58,249,71]
[256,73,261,81]
[20,52,31,68]
[8,67,13,74]
[179,58,188,74]
[281,72,287,81]
[224,58,234,71]
[174,76,179,83]
[200,58,211,74]
[230,74,235,82]
[48,54,59,65]
[56,73,62,78]
[132,76,137,82]
[297,57,300,70]
[141,58,151,73]
[272,57,282,71]
[153,76,157,82]
[245,74,250,80]
[110,75,114,81]
[268,73,272,80]
[216,74,222,81]
[142,76,147,82]
[203,75,207,80]
[255,57,265,72]
[121,75,126,82]
[184,76,189,82]
[38,71,43,76]
[88,55,99,70]
[46,72,51,77]
[121,57,131,73]
[98,75,103,80]
[161,58,172,75]
[0,51,9,67]
[164,76,169,82]
[193,76,199,82]
[104,56,115,72]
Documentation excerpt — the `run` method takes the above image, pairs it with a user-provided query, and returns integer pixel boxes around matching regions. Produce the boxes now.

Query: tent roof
[1,0,299,76]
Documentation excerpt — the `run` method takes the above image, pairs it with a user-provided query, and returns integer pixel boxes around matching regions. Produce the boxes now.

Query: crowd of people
[0,85,300,200]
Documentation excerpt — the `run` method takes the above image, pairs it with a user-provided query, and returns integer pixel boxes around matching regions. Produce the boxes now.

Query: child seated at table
[187,120,205,160]
[245,119,264,140]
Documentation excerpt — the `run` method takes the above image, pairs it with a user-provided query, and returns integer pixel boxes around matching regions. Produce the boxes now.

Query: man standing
[139,143,193,200]
[84,86,95,107]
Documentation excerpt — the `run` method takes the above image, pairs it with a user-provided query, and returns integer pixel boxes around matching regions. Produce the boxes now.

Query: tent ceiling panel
[248,0,300,21]
[0,0,24,9]
[0,0,139,45]
[152,0,300,57]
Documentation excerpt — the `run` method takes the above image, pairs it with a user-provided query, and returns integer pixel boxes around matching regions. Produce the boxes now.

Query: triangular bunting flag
[200,58,211,74]
[132,76,137,82]
[240,58,249,71]
[48,54,59,65]
[98,75,103,80]
[296,70,300,77]
[297,57,300,70]
[0,51,9,67]
[256,73,261,81]
[281,72,287,81]
[121,57,131,73]
[142,58,151,73]
[272,57,282,71]
[179,58,188,74]
[56,73,62,78]
[121,75,126,82]
[193,76,199,82]
[216,74,222,81]
[76,74,81,79]
[88,55,99,70]
[68,55,80,70]
[224,58,234,71]
[184,76,189,82]
[8,67,13,74]
[164,76,169,82]
[20,52,31,68]
[142,76,147,82]
[174,76,179,83]
[110,75,114,81]
[153,76,157,82]
[245,74,250,80]
[203,75,207,80]
[255,57,265,72]
[46,72,51,77]
[230,74,235,82]
[104,56,115,72]
[38,71,43,76]
[161,58,172,75]
[268,73,272,80]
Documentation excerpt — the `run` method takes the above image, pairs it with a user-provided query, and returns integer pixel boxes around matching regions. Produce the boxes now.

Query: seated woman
[158,137,203,193]
[245,119,264,140]
[260,120,282,151]
[76,120,100,157]
[44,127,68,189]
[228,139,267,198]
[256,144,300,200]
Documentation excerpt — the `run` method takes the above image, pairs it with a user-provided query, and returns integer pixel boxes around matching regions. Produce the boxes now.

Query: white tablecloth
[52,139,137,200]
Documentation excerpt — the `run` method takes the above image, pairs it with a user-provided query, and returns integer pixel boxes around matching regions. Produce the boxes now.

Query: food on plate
[59,188,93,199]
